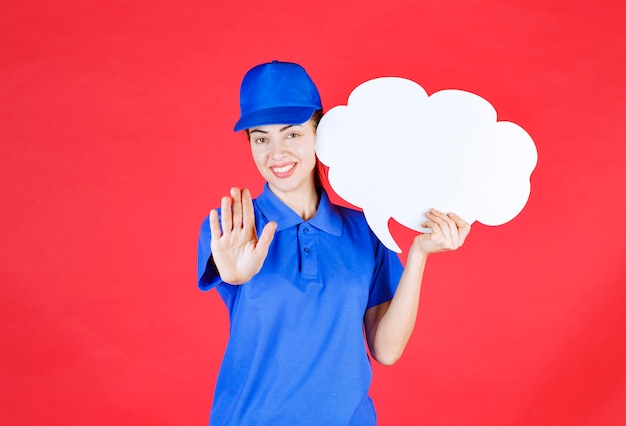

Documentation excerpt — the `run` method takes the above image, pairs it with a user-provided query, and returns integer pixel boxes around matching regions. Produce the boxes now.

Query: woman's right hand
[209,187,277,284]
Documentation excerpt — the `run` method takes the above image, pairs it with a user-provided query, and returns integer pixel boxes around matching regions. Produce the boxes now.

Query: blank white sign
[316,77,538,253]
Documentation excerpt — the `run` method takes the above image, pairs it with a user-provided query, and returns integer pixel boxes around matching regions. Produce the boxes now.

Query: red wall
[2,1,625,425]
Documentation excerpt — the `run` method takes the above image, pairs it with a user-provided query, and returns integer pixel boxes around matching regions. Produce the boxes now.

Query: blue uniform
[198,184,403,425]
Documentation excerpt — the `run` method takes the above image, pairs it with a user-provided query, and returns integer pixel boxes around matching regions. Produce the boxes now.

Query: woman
[198,61,471,425]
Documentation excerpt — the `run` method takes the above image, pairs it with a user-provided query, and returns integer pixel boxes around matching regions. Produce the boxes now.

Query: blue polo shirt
[198,184,403,425]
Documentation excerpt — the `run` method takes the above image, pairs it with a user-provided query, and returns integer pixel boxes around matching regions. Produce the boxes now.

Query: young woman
[198,61,471,425]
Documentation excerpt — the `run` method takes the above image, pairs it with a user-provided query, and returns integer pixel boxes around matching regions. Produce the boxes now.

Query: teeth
[273,164,294,173]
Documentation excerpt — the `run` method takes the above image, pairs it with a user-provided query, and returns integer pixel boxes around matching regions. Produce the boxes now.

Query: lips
[272,164,294,173]
[270,162,296,178]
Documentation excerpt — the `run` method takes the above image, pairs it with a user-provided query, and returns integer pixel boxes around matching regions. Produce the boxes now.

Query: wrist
[408,238,429,262]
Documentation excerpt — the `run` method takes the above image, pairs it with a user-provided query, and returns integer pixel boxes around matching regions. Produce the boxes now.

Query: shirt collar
[256,183,343,236]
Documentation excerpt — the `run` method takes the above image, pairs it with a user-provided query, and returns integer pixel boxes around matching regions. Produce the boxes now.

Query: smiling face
[248,120,318,201]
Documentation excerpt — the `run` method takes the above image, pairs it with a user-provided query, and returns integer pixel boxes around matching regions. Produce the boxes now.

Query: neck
[269,182,320,221]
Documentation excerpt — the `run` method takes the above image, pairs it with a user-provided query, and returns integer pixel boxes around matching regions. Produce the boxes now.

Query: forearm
[367,210,471,365]
[368,243,427,365]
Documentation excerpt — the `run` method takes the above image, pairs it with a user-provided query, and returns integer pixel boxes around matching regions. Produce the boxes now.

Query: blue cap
[234,61,322,132]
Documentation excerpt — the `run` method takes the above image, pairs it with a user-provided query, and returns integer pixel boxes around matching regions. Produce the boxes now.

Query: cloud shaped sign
[316,77,538,253]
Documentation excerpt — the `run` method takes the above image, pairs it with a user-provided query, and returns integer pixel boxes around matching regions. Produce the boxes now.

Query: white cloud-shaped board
[316,77,537,253]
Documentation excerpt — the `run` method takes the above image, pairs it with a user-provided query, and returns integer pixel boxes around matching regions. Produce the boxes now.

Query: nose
[269,138,287,159]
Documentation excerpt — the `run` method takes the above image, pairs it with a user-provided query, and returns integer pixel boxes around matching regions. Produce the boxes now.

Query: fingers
[209,209,222,240]
[425,209,457,241]
[449,212,471,244]
[230,187,243,230]
[220,193,233,235]
[216,187,255,238]
[241,188,255,230]
[422,209,471,250]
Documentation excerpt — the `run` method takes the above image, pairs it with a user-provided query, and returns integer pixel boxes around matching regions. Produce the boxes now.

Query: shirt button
[303,247,310,254]
[303,227,309,233]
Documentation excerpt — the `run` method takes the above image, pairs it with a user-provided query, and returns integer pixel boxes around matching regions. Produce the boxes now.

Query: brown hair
[309,110,326,191]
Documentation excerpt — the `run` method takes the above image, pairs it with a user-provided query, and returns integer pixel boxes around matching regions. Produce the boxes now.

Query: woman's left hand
[415,209,471,255]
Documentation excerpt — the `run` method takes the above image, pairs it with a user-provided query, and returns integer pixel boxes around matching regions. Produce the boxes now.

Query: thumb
[255,221,277,254]
[416,232,435,255]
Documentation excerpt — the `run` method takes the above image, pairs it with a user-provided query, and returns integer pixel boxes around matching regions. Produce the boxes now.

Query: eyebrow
[249,124,299,134]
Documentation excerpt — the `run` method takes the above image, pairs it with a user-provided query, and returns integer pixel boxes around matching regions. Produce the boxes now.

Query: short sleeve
[366,236,404,309]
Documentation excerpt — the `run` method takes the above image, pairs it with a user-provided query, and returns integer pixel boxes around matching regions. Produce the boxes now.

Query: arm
[364,209,471,365]
[209,187,277,284]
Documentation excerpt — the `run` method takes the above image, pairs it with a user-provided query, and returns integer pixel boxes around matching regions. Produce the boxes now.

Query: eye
[286,132,300,139]
[253,136,268,144]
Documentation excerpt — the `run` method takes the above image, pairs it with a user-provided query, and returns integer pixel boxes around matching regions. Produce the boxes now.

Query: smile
[272,164,295,173]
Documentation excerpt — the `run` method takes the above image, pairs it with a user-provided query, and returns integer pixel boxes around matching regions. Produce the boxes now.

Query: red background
[2,1,625,425]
